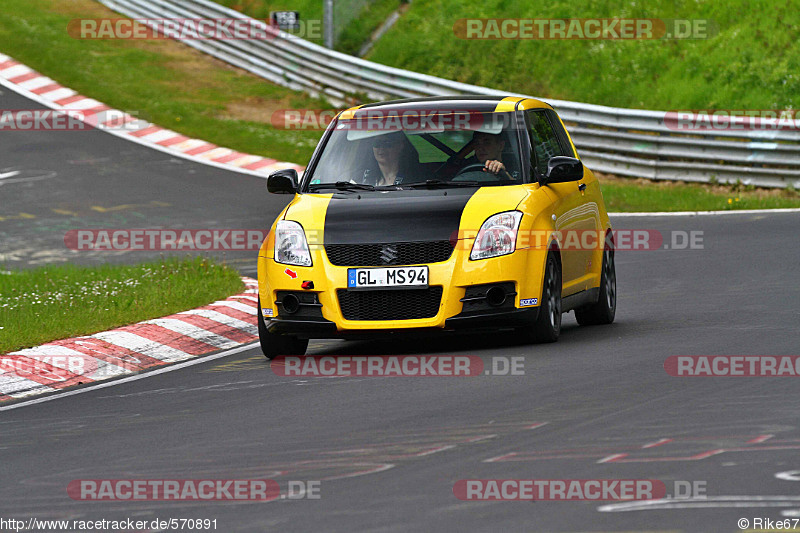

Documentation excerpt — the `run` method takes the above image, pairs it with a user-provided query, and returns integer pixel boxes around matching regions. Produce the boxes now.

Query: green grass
[366,0,799,110]
[0,257,243,353]
[0,0,796,214]
[600,179,800,212]
[333,0,403,56]
[0,0,333,165]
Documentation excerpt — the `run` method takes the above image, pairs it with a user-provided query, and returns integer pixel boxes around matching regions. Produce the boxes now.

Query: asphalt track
[0,88,291,276]
[3,85,800,532]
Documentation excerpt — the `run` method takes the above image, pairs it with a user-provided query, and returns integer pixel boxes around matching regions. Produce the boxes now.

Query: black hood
[322,188,477,244]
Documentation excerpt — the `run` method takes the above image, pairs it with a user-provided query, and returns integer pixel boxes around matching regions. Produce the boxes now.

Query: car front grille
[325,241,454,266]
[337,287,443,321]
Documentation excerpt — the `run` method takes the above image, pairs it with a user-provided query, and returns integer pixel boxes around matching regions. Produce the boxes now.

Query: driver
[462,131,515,180]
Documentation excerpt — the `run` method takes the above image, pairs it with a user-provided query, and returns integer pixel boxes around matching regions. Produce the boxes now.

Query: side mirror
[267,169,298,194]
[542,157,583,185]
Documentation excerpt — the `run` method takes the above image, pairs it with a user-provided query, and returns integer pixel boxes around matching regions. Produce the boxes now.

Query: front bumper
[264,306,539,339]
[258,241,547,338]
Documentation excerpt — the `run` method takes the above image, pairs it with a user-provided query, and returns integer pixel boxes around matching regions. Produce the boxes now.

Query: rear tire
[575,246,616,326]
[517,252,561,343]
[257,296,309,359]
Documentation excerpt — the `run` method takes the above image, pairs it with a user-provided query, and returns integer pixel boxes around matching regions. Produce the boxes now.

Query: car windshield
[304,110,522,190]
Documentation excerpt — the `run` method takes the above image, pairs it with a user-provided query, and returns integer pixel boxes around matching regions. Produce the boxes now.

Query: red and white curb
[0,277,260,403]
[0,52,304,178]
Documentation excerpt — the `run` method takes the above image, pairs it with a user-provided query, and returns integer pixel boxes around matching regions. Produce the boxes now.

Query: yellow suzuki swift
[257,96,616,358]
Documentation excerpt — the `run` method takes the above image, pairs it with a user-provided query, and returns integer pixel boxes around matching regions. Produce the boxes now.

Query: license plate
[347,266,428,289]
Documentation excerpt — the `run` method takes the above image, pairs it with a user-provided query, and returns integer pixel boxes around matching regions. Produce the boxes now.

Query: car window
[526,110,566,177]
[304,111,522,188]
[406,131,471,163]
[545,109,576,158]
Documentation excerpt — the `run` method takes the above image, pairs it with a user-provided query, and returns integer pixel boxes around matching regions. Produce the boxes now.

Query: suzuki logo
[379,244,398,264]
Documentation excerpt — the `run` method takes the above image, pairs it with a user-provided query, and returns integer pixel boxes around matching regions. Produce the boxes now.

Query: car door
[525,109,599,296]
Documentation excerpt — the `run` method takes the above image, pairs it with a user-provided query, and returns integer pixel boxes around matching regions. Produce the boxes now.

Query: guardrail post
[324,0,335,49]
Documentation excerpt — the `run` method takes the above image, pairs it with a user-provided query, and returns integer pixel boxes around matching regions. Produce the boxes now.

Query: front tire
[517,252,562,343]
[575,246,616,326]
[257,296,309,359]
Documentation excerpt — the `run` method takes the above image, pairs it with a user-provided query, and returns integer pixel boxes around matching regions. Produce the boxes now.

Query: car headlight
[470,211,523,260]
[274,220,312,266]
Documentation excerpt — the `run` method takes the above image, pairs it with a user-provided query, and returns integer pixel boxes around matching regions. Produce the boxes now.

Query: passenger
[365,132,420,186]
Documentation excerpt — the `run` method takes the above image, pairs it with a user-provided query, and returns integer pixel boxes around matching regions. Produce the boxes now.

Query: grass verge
[0,0,333,165]
[0,0,796,213]
[366,0,799,111]
[598,174,800,212]
[0,257,243,354]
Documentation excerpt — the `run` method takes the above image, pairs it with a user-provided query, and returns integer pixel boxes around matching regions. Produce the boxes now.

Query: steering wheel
[453,163,501,181]
[453,163,516,184]
[454,163,489,176]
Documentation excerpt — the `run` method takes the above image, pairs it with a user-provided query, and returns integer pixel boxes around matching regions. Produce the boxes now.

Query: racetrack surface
[3,86,800,532]
[0,88,292,276]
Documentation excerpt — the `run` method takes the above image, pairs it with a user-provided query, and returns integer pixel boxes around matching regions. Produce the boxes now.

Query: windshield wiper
[308,181,376,192]
[404,179,483,188]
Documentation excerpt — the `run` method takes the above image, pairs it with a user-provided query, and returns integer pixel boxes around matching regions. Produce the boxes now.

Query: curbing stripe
[170,313,257,343]
[0,343,258,412]
[143,318,242,350]
[0,277,262,405]
[91,330,193,362]
[211,300,258,314]
[178,309,257,334]
[0,53,303,179]
[18,76,55,90]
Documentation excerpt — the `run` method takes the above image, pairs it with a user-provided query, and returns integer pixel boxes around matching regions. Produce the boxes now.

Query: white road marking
[62,98,103,110]
[0,374,53,397]
[177,309,257,333]
[143,318,240,349]
[596,453,626,463]
[0,343,258,412]
[228,155,262,167]
[210,300,257,314]
[37,87,75,101]
[16,76,54,90]
[231,294,258,302]
[92,331,191,362]
[598,496,800,512]
[8,345,85,357]
[0,65,32,78]
[0,171,21,179]
[776,470,800,481]
[197,147,233,160]
[140,129,181,144]
[10,342,139,380]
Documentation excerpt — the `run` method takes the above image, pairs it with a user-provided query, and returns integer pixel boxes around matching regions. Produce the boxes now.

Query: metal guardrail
[98,0,800,188]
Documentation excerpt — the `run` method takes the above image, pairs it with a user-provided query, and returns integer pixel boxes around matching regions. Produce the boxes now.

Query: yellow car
[257,96,616,358]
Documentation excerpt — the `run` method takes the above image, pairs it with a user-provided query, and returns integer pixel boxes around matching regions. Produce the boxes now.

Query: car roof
[338,96,553,120]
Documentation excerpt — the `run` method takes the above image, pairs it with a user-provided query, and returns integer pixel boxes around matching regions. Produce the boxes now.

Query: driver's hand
[483,159,505,174]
